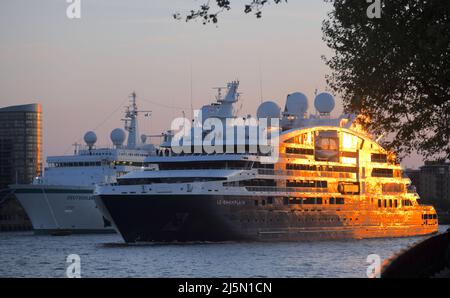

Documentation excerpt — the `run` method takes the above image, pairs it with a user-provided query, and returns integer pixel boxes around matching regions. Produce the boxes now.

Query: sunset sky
[0,0,422,168]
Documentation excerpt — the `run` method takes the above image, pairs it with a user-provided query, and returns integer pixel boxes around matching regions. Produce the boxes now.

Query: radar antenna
[121,92,152,149]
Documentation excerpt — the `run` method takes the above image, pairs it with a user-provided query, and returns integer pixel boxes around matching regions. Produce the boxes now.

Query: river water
[1,225,448,277]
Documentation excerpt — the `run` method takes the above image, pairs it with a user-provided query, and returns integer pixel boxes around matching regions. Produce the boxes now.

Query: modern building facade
[419,161,450,210]
[0,103,42,231]
[405,160,450,224]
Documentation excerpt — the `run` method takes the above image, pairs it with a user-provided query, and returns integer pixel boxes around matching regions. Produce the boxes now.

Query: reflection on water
[0,225,448,277]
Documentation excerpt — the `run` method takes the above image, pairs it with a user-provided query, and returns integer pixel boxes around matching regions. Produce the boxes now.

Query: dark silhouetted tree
[173,0,286,24]
[323,0,450,160]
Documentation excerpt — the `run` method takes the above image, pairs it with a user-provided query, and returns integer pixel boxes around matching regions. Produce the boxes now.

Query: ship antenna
[123,91,138,149]
[190,62,194,122]
[259,59,263,104]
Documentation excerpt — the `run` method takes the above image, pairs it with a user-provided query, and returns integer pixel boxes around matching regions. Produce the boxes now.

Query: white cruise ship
[12,93,158,235]
[94,84,437,243]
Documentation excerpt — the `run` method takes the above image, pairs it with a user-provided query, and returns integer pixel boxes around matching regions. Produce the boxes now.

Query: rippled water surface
[1,225,448,277]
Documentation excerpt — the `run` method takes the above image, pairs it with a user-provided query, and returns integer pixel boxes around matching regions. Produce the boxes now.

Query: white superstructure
[12,93,158,234]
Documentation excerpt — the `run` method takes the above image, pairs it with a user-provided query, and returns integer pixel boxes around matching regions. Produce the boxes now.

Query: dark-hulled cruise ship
[94,81,438,243]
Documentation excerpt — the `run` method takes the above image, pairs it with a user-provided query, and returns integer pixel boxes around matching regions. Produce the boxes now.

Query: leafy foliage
[322,0,450,160]
[173,0,286,24]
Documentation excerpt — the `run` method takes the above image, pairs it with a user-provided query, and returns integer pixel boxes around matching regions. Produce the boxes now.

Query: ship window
[252,162,274,169]
[335,197,345,205]
[314,131,339,162]
[262,200,266,206]
[378,199,382,208]
[341,132,358,150]
[285,132,312,145]
[389,199,393,208]
[383,200,387,208]
[330,197,335,204]
[372,168,394,177]
[303,197,316,204]
[254,200,258,206]
[283,197,289,205]
[235,179,276,187]
[371,153,388,163]
[402,199,412,206]
[382,183,404,193]
[285,147,314,155]
[394,200,398,208]
[289,197,302,204]
[286,180,327,188]
[267,197,274,204]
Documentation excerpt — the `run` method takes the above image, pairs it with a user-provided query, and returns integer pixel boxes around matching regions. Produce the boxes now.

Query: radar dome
[84,131,97,148]
[140,134,147,144]
[314,92,335,114]
[110,128,126,147]
[285,92,308,115]
[256,101,281,119]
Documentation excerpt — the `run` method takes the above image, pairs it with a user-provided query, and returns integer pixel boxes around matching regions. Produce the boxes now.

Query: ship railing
[245,186,329,193]
[257,169,356,179]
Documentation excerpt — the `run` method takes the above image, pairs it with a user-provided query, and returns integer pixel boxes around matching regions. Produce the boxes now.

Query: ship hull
[12,185,115,235]
[95,194,438,243]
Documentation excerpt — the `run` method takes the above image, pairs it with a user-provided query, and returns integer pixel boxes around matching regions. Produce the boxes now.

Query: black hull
[96,194,438,243]
[95,194,362,243]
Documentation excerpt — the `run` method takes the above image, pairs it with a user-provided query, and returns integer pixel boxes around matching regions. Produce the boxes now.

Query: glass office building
[0,103,42,231]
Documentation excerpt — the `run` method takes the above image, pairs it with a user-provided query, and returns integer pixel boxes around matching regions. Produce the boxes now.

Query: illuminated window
[341,132,358,150]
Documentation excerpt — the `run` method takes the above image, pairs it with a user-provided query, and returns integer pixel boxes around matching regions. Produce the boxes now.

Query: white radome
[314,92,335,114]
[285,92,308,115]
[84,131,97,147]
[257,101,281,119]
[110,128,126,146]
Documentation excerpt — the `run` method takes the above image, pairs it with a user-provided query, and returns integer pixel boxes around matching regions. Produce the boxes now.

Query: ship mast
[122,92,151,149]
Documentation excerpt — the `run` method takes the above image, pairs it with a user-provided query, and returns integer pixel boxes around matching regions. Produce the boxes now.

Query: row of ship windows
[239,217,353,223]
[377,199,413,208]
[252,197,345,206]
[422,214,437,220]
[285,164,358,173]
[254,197,417,208]
[284,147,389,164]
[223,179,329,189]
[283,197,345,205]
[83,152,147,157]
[49,161,146,167]
[285,163,399,178]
